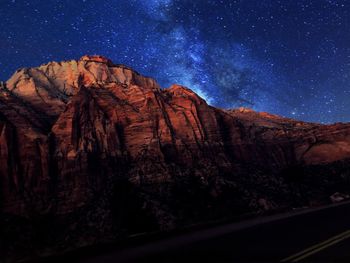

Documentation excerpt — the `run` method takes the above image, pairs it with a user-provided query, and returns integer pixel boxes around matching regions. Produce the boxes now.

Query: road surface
[48,201,350,262]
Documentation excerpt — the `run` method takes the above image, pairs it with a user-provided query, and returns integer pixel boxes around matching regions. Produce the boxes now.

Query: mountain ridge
[2,55,350,261]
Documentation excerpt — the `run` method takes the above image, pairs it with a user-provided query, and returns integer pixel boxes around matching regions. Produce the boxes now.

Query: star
[0,0,350,123]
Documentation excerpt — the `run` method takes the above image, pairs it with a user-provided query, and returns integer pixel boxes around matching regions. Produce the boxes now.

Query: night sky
[1,0,350,123]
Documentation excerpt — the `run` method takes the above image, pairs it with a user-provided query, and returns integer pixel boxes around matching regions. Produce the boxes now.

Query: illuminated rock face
[1,55,350,236]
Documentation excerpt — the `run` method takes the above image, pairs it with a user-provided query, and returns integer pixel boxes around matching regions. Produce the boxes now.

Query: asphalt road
[52,201,350,263]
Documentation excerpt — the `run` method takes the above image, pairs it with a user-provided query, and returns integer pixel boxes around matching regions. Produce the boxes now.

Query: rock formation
[1,55,350,260]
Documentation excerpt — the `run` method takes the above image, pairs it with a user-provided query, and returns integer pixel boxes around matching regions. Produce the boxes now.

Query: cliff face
[2,55,350,259]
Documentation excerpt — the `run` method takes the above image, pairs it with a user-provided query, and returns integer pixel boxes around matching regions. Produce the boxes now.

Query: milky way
[1,0,350,123]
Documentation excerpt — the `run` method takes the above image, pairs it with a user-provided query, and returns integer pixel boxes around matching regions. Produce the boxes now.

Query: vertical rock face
[1,55,350,259]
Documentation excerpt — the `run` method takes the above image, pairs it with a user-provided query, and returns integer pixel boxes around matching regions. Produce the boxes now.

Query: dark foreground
[42,201,350,263]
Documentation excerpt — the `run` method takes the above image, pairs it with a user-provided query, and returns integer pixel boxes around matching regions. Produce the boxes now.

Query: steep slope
[1,56,350,261]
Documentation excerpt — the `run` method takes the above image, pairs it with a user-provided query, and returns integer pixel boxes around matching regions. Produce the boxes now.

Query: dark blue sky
[1,0,350,123]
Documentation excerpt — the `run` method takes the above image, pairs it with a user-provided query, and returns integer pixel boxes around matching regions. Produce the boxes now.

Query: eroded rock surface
[1,56,350,260]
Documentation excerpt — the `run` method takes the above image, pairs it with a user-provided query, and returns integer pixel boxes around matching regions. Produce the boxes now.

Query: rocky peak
[4,56,160,119]
[3,56,350,262]
[80,55,115,66]
[166,84,206,104]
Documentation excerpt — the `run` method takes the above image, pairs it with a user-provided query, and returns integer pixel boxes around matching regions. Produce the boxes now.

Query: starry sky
[1,0,350,123]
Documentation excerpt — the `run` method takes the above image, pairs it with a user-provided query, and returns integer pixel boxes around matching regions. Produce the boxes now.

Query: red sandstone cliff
[1,56,350,260]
